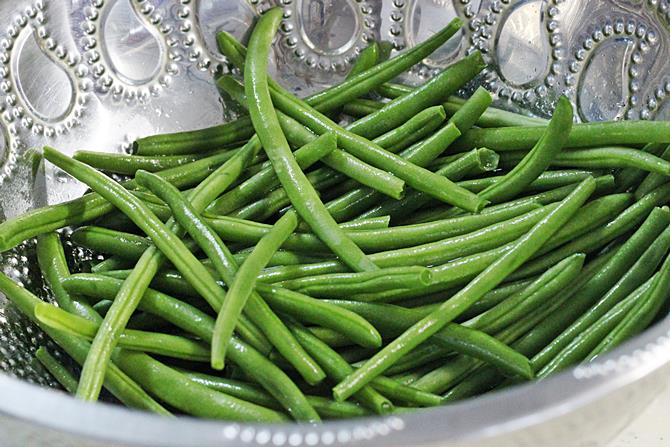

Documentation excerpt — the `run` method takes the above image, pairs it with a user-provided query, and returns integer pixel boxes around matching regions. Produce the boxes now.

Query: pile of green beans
[1,8,670,423]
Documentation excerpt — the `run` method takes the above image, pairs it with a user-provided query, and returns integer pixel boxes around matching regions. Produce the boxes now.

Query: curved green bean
[244,9,377,272]
[35,347,79,394]
[478,96,572,203]
[211,211,298,369]
[37,232,100,322]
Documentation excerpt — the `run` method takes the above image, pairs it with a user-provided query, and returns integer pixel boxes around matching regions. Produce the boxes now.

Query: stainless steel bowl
[1,0,670,445]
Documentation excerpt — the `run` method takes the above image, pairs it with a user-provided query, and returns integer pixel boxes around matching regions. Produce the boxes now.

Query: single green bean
[245,9,377,272]
[36,232,101,322]
[478,96,572,203]
[499,147,670,174]
[634,144,670,198]
[278,266,433,297]
[211,211,298,369]
[35,347,79,394]
[452,121,670,152]
[347,42,383,79]
[73,150,218,175]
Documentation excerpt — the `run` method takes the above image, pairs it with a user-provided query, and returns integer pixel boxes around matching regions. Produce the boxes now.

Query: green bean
[478,96,572,203]
[0,148,243,252]
[357,148,499,221]
[61,274,320,421]
[614,143,667,192]
[634,144,670,198]
[113,350,288,422]
[499,147,670,174]
[455,170,598,194]
[73,150,220,175]
[184,371,369,418]
[207,133,337,214]
[0,272,171,414]
[443,279,536,320]
[587,264,670,359]
[464,254,585,334]
[211,211,298,369]
[278,266,433,297]
[216,75,407,200]
[347,42,383,79]
[531,222,670,372]
[513,207,670,360]
[34,302,211,362]
[270,61,488,213]
[135,171,324,383]
[538,277,654,377]
[508,184,670,280]
[35,347,79,394]
[245,9,377,272]
[292,19,464,112]
[406,175,616,225]
[134,116,254,155]
[377,83,548,127]
[255,283,382,349]
[36,232,101,322]
[332,177,594,401]
[342,99,383,117]
[452,121,670,152]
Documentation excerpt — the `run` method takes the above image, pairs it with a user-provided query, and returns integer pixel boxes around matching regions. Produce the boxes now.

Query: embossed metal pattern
[0,1,670,446]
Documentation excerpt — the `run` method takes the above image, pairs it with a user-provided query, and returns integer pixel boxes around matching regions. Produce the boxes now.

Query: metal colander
[1,0,670,446]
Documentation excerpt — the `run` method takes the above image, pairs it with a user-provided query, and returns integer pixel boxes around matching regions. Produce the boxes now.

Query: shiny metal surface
[0,0,669,446]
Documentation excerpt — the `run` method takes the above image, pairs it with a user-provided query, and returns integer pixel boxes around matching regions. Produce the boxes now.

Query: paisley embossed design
[278,0,377,76]
[12,28,75,122]
[100,0,163,85]
[296,0,359,55]
[495,0,551,87]
[404,0,464,67]
[577,37,634,121]
[655,96,670,120]
[194,0,259,59]
[77,0,177,100]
